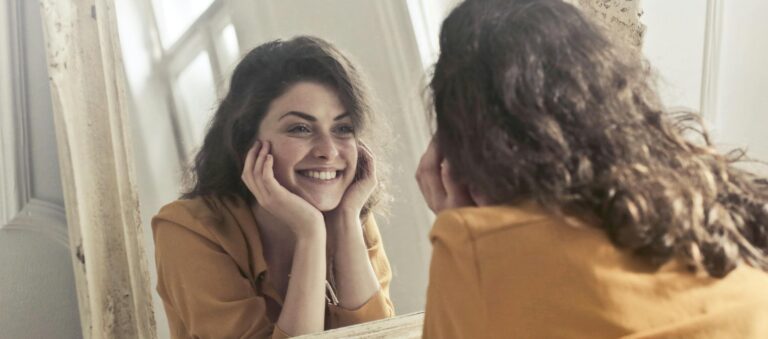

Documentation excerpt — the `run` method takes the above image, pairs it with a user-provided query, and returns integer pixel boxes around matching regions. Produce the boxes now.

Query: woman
[152,36,394,339]
[417,0,768,338]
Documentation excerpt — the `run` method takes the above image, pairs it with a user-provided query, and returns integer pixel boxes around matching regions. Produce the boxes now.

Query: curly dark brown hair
[182,36,387,218]
[430,0,768,277]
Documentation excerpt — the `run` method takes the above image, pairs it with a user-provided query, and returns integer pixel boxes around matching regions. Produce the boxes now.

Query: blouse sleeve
[153,218,281,339]
[423,210,486,339]
[328,216,395,328]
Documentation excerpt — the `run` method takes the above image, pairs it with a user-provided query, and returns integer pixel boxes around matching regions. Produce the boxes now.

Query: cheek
[268,140,306,182]
[342,142,359,177]
[270,155,291,184]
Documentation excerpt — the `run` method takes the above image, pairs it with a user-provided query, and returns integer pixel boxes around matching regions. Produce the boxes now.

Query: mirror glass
[102,0,768,336]
[114,0,459,336]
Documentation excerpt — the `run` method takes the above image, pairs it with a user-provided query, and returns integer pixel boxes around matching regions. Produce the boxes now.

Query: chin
[294,189,344,212]
[307,197,343,212]
[291,180,350,212]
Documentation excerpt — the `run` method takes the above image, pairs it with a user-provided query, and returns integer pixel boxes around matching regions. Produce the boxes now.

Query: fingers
[241,140,274,203]
[253,140,269,178]
[241,141,261,190]
[469,185,491,206]
[253,141,272,196]
[356,141,376,182]
[416,139,446,212]
[416,138,478,212]
[261,153,279,196]
[262,153,275,179]
[441,160,475,208]
[254,142,292,202]
[440,160,460,198]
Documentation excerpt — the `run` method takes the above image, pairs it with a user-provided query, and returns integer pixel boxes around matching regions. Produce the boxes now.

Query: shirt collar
[213,195,270,278]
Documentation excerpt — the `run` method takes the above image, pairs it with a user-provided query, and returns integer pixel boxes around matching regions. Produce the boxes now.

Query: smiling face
[257,81,358,211]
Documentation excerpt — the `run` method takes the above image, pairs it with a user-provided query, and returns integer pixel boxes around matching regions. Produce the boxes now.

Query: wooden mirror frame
[38,0,642,337]
[39,0,155,337]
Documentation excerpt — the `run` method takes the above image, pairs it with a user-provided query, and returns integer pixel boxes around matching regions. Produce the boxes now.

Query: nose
[312,134,339,160]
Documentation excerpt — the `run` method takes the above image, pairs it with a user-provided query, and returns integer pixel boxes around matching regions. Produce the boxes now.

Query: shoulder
[430,203,611,254]
[151,196,233,243]
[155,196,218,220]
[430,203,555,242]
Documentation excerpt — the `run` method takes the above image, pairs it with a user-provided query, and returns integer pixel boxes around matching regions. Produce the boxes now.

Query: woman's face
[257,81,358,211]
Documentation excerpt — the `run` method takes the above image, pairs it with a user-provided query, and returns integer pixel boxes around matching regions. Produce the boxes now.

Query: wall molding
[373,0,432,164]
[372,0,434,232]
[0,0,13,224]
[0,198,69,248]
[366,5,436,314]
[699,0,724,135]
[404,0,438,71]
[0,0,32,226]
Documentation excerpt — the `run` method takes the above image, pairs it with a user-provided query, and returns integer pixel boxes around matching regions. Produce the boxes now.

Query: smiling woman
[151,36,394,338]
[256,82,359,211]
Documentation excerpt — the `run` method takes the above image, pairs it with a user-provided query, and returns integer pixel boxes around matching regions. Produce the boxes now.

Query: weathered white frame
[38,0,644,338]
[38,0,155,337]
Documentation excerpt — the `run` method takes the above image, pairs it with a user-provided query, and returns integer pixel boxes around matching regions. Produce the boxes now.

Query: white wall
[643,0,768,174]
[643,0,707,112]
[0,0,81,338]
[714,0,768,172]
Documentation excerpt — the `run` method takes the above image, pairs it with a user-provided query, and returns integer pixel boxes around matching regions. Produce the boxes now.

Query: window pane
[175,51,216,148]
[217,24,240,72]
[151,0,215,49]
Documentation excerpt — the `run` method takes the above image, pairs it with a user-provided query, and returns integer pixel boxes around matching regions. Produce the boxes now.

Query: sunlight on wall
[174,51,217,148]
[151,0,215,48]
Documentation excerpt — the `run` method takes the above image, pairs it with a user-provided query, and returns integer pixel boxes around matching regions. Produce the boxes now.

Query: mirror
[37,0,649,337]
[113,0,458,337]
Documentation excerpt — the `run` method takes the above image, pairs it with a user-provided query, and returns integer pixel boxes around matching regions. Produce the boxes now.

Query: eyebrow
[278,111,351,121]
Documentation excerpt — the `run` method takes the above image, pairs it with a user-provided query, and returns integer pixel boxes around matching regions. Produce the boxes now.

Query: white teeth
[302,170,338,180]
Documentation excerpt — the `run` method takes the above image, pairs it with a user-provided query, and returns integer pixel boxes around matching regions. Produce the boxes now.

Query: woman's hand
[243,141,327,335]
[416,138,477,214]
[325,142,376,255]
[241,141,325,239]
[333,142,377,217]
[324,142,382,309]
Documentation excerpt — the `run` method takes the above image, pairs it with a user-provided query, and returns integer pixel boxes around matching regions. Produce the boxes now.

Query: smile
[297,170,342,181]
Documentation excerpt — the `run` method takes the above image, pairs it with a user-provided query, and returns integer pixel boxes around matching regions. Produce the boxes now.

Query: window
[174,51,217,146]
[150,0,215,49]
[120,0,243,158]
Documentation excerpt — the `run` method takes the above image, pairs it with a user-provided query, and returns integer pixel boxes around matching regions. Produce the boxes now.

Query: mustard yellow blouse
[424,204,768,338]
[152,196,394,339]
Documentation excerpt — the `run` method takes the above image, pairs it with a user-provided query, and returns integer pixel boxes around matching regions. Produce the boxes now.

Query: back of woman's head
[183,36,383,216]
[431,0,768,277]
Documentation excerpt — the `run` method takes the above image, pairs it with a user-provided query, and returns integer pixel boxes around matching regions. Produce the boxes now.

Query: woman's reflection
[152,36,394,338]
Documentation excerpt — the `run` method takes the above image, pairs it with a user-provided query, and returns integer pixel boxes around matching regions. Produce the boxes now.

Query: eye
[333,124,355,137]
[287,124,312,135]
